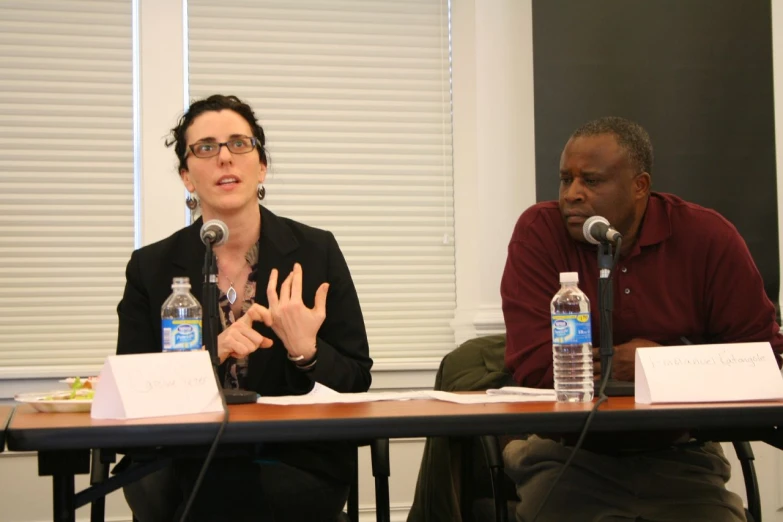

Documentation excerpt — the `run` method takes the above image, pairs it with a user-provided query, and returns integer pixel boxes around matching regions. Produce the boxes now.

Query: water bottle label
[551,313,592,344]
[162,319,202,351]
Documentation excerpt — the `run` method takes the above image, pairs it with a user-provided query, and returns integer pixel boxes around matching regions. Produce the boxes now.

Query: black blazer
[116,205,372,482]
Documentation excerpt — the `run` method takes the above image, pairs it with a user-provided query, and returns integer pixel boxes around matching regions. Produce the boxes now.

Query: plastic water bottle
[161,277,202,352]
[551,272,594,402]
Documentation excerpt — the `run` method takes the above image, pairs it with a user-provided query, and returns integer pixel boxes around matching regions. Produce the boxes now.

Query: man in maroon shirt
[501,117,782,521]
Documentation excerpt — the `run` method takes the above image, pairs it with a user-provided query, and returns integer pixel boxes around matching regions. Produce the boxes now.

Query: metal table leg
[53,473,76,522]
[38,450,90,522]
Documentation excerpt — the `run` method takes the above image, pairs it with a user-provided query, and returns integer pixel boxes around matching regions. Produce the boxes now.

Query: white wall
[451,0,537,343]
[3,0,783,520]
[136,0,189,246]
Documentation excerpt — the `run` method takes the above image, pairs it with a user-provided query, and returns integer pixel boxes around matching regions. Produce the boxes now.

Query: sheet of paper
[486,386,557,399]
[431,390,557,404]
[256,387,557,405]
[635,342,783,404]
[309,382,340,396]
[91,351,223,419]
[256,390,432,405]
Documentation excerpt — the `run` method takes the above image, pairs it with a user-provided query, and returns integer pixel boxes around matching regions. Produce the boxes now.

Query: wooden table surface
[8,397,783,451]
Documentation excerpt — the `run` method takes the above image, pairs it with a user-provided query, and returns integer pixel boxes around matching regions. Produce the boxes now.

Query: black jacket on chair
[116,204,373,484]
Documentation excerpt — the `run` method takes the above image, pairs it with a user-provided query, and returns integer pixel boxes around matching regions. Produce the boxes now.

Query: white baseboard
[25,505,410,522]
[84,509,412,522]
[15,513,132,522]
[360,502,410,522]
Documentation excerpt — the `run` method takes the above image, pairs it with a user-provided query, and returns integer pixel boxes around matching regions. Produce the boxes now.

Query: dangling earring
[257,184,266,201]
[186,192,199,210]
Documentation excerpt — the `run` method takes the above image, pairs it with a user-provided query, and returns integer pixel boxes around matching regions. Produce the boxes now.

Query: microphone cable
[180,219,232,520]
[178,364,230,522]
[530,236,622,522]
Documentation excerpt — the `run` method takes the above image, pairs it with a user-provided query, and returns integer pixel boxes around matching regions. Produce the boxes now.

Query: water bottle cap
[559,272,579,284]
[172,276,191,288]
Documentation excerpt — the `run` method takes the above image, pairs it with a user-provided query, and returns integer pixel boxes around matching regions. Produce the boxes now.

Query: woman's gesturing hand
[267,263,328,361]
[216,303,274,363]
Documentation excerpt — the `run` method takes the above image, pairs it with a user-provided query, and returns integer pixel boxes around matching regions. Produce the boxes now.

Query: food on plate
[60,376,99,388]
[44,377,96,401]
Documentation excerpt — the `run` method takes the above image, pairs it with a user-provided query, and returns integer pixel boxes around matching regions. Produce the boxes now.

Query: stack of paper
[255,384,557,406]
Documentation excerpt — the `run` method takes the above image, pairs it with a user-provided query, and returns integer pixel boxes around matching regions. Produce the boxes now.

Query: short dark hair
[572,116,653,175]
[166,94,267,172]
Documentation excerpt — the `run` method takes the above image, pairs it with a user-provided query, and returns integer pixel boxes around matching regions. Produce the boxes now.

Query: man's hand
[613,338,661,381]
[217,303,274,363]
[267,263,328,361]
[592,339,661,382]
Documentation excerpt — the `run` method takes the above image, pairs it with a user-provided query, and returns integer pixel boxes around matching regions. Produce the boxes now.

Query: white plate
[14,390,93,413]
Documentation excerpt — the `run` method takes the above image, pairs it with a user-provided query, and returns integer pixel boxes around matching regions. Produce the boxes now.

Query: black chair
[90,438,391,522]
[734,440,761,522]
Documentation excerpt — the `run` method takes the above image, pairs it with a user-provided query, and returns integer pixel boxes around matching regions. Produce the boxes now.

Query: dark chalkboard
[533,0,779,303]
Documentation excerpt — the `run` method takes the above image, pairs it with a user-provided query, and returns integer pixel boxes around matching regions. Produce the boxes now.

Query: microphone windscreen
[200,219,229,247]
[582,215,608,245]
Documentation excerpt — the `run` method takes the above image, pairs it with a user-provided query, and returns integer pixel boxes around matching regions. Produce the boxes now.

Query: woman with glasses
[116,94,372,521]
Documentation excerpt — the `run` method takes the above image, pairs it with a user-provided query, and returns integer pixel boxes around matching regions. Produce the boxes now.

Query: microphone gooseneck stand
[532,228,630,522]
[179,222,257,522]
[595,238,634,397]
[203,241,257,404]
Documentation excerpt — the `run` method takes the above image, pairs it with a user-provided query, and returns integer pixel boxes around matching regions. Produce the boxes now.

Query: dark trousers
[124,457,349,522]
[503,436,746,522]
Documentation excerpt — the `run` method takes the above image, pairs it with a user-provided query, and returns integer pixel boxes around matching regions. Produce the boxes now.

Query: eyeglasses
[187,136,258,158]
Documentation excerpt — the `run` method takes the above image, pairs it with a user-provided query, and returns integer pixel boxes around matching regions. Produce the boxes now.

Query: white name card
[91,351,223,420]
[635,342,783,404]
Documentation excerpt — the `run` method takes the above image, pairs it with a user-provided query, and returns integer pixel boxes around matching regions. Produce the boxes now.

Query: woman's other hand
[267,263,328,361]
[216,303,274,363]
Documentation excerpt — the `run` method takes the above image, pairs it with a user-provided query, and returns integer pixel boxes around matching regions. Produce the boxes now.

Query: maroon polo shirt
[501,192,783,388]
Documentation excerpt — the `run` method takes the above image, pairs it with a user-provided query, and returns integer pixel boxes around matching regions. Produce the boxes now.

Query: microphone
[582,216,622,245]
[200,220,229,247]
[199,218,256,406]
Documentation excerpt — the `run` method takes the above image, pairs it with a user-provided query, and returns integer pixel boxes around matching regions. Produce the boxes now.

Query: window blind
[0,0,133,377]
[188,0,455,364]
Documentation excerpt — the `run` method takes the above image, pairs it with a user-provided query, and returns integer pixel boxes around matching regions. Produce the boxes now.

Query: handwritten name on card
[645,351,769,370]
[635,342,783,404]
[91,351,223,420]
[127,374,213,394]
